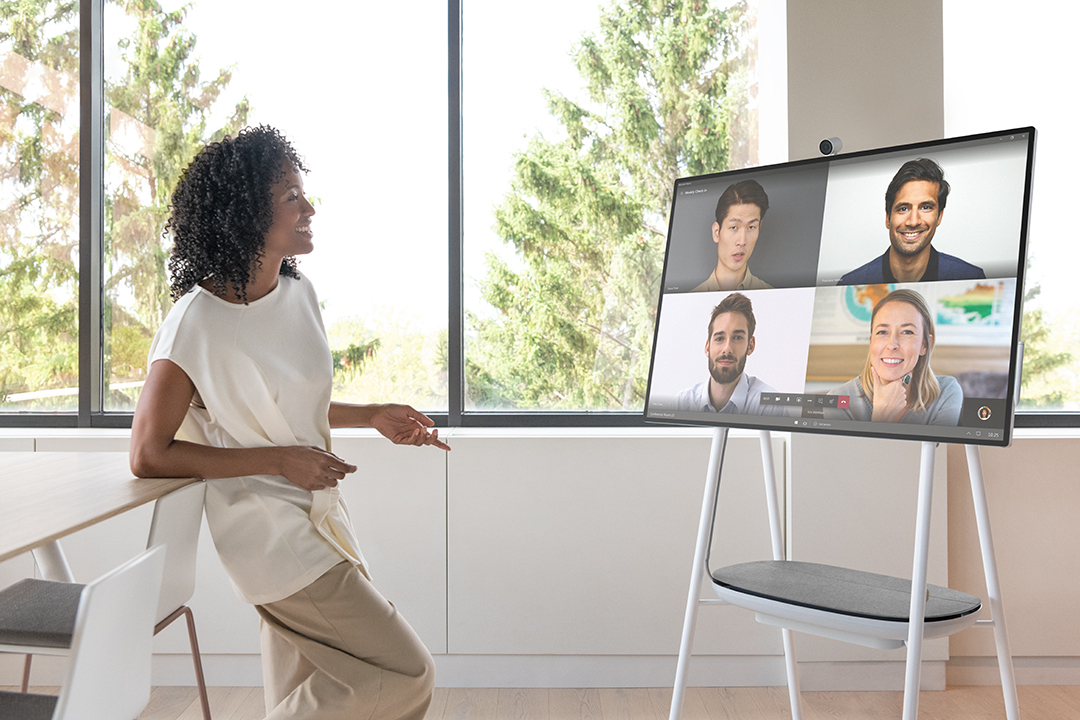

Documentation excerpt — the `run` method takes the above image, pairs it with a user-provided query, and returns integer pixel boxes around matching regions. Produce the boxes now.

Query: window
[0,1,80,413]
[462,0,759,413]
[100,0,448,414]
[2,0,763,426]
[30,4,1073,427]
[944,0,1080,421]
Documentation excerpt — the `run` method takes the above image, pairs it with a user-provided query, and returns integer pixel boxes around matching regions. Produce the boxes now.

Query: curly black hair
[165,125,309,302]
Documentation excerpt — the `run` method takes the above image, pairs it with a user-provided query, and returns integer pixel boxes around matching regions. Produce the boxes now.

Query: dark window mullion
[448,0,463,426]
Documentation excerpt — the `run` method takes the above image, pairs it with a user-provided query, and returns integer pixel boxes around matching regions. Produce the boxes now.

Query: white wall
[946,439,1080,685]
[7,429,1078,688]
[786,0,944,160]
[0,428,974,691]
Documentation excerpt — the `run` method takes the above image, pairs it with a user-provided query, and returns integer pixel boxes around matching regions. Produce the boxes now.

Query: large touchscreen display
[644,128,1035,446]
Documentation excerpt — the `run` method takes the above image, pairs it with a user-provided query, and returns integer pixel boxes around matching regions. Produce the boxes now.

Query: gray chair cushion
[713,560,981,622]
[0,578,83,648]
[0,689,59,718]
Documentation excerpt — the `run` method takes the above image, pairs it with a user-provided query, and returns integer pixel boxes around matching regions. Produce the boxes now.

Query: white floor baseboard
[146,654,942,690]
[8,652,1077,689]
[946,656,1080,686]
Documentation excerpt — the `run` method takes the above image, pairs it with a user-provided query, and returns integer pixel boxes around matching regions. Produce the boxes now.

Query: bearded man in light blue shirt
[675,293,787,416]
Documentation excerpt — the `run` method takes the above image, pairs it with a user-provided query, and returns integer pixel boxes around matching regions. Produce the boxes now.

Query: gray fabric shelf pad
[712,560,981,622]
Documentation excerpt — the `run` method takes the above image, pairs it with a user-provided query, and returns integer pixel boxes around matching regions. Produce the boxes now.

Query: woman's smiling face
[262,163,316,261]
[869,300,928,383]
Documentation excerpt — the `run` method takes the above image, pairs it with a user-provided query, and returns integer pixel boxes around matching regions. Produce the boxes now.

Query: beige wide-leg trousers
[256,561,435,720]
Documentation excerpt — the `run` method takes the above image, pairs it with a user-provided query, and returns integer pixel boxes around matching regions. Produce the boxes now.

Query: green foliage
[103,0,250,389]
[469,0,754,410]
[328,311,444,408]
[1,0,248,407]
[1,0,80,406]
[331,339,382,376]
[1018,281,1076,409]
[109,320,153,376]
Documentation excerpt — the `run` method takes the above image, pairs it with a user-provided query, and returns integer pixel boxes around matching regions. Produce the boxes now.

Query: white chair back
[51,544,166,720]
[146,482,206,624]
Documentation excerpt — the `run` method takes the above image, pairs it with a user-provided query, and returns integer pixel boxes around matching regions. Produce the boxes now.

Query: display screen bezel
[643,127,1036,447]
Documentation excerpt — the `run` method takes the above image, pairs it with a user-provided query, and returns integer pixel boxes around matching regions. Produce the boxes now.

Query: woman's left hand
[870,366,909,423]
[370,404,451,451]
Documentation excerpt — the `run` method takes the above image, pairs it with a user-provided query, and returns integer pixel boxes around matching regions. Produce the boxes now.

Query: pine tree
[1018,280,1073,408]
[0,0,248,406]
[103,0,249,405]
[0,0,81,406]
[467,0,754,410]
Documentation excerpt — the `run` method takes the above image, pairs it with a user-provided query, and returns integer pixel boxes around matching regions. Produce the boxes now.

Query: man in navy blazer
[838,158,985,285]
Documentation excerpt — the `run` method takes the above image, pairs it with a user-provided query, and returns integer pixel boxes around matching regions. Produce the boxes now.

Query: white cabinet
[445,435,784,656]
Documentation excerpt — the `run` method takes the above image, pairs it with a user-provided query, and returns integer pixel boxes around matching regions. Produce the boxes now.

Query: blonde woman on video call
[827,288,962,425]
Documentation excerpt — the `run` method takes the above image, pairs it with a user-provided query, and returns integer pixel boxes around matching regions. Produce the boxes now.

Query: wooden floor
[5,685,1080,719]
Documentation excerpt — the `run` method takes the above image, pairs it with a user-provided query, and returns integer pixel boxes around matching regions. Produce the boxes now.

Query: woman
[828,288,962,425]
[130,125,444,719]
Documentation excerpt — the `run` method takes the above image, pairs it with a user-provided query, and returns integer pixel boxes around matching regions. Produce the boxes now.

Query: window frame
[1,0,1073,429]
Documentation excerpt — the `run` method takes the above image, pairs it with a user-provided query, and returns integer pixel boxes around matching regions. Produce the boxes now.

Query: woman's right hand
[273,446,357,491]
[870,366,909,423]
[131,359,357,490]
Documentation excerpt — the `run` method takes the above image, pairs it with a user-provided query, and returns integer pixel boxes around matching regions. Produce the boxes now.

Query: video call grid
[644,129,1034,445]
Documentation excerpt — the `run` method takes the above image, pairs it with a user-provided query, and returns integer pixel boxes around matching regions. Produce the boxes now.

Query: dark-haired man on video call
[694,179,774,292]
[838,158,985,285]
[675,293,786,415]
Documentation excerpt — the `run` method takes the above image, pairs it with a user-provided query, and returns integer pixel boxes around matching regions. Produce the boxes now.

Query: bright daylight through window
[463,0,759,412]
[5,0,1074,424]
[0,1,79,412]
[2,0,758,421]
[97,0,448,413]
[944,0,1080,415]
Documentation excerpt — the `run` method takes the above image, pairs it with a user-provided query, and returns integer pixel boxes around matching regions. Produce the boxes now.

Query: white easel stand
[668,430,1020,720]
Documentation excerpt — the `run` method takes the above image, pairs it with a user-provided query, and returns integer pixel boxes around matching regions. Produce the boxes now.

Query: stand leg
[758,431,785,566]
[781,628,802,720]
[759,431,803,720]
[966,445,1021,720]
[669,427,728,720]
[902,441,936,720]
